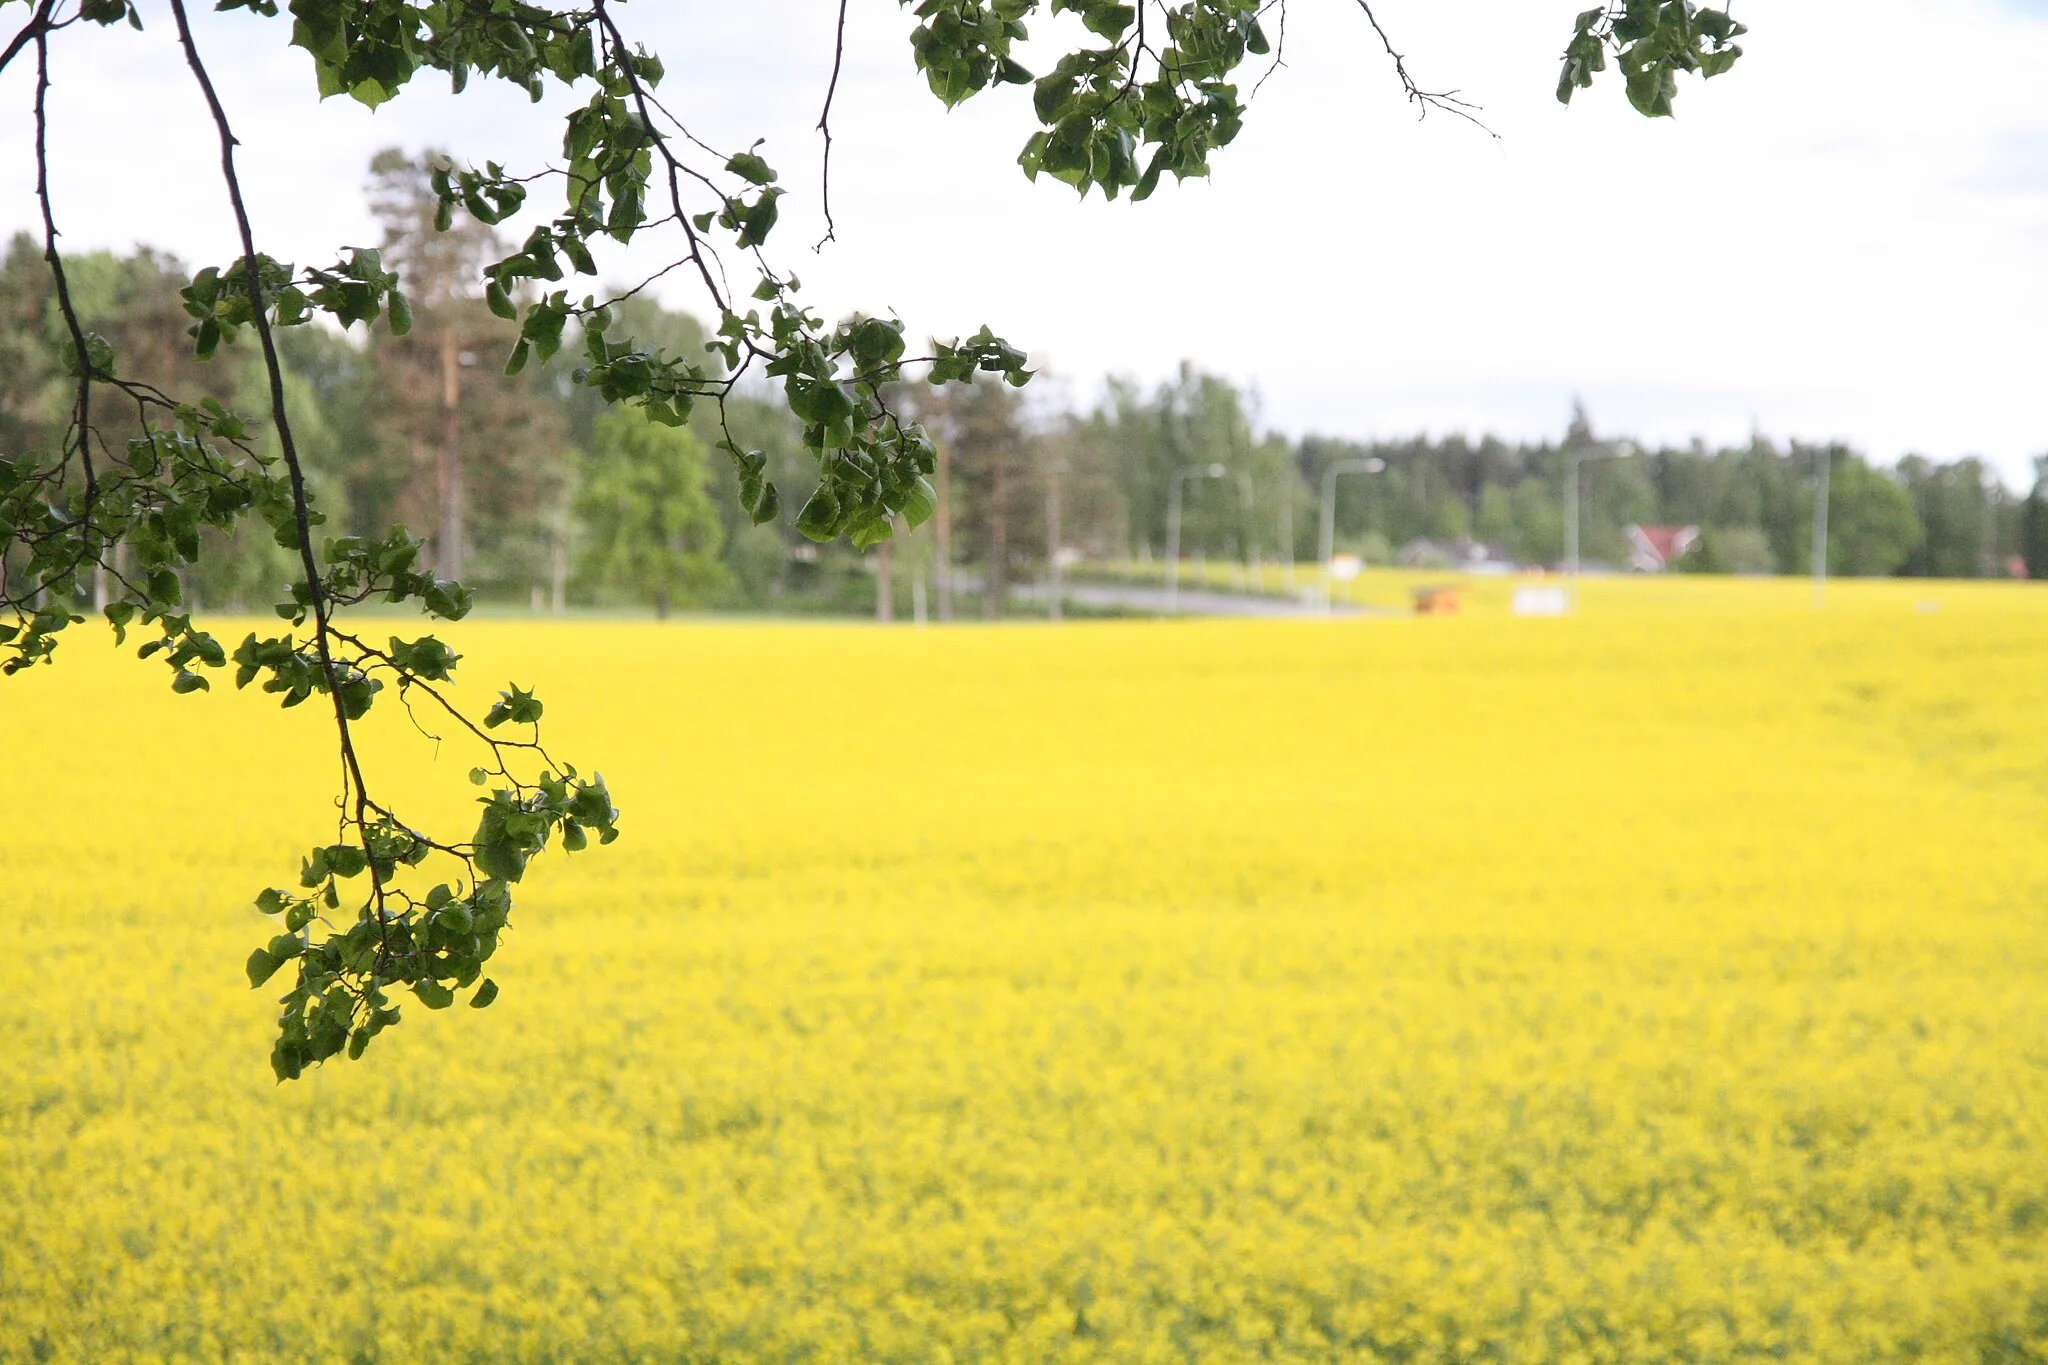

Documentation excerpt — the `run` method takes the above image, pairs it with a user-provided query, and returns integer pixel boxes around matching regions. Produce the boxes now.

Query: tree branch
[1249,0,1286,101]
[0,1,57,80]
[814,0,850,250]
[30,2,98,515]
[1353,0,1496,135]
[165,0,391,936]
[589,0,735,324]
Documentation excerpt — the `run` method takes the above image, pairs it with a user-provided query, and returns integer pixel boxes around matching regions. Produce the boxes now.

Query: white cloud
[4,0,2045,482]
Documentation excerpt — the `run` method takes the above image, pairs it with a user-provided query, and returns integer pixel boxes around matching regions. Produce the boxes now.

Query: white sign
[1328,554,1363,583]
[1512,585,1570,617]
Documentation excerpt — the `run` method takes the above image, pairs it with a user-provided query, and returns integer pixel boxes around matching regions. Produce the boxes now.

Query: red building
[1625,524,1701,572]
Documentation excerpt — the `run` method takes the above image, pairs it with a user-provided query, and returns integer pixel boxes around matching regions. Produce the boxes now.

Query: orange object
[1411,584,1462,615]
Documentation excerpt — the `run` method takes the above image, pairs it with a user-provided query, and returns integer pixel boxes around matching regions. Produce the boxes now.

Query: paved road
[1014,582,1378,619]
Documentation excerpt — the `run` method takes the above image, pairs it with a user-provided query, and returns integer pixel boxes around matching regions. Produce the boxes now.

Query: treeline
[4,150,2045,619]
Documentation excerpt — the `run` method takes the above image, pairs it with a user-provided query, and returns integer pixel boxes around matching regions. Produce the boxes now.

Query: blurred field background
[4,575,2048,1363]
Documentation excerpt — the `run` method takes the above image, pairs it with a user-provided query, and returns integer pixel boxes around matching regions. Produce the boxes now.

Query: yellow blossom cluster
[2,574,2045,1363]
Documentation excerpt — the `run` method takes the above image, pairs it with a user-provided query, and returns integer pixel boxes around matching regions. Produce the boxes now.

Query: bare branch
[1249,0,1287,101]
[815,0,850,250]
[32,3,98,511]
[1353,0,1497,136]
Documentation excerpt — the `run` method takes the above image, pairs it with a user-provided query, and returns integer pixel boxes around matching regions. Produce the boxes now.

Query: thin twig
[1250,0,1287,101]
[31,4,98,511]
[814,0,850,250]
[1353,0,1496,136]
[589,0,734,321]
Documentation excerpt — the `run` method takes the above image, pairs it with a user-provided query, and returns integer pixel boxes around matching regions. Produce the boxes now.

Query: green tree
[575,407,726,617]
[0,0,1748,1074]
[1897,455,1996,579]
[1509,476,1566,567]
[0,233,56,464]
[1826,456,1921,577]
[1694,525,1773,574]
[1474,483,1517,555]
[365,147,499,582]
[2023,459,2048,581]
[908,373,1037,617]
[1077,365,1288,574]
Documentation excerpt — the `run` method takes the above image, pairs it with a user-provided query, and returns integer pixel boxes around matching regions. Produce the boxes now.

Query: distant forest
[4,152,2045,618]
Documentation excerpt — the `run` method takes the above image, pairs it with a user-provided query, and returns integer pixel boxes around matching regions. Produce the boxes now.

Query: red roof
[1627,524,1699,567]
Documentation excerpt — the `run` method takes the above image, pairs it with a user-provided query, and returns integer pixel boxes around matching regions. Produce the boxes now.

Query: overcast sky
[5,1,2046,483]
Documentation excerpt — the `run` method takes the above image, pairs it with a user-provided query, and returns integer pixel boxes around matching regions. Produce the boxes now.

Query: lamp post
[1278,470,1297,595]
[1235,470,1255,592]
[1811,445,1831,610]
[1317,457,1386,612]
[1046,455,1068,622]
[1565,441,1632,610]
[1166,462,1229,613]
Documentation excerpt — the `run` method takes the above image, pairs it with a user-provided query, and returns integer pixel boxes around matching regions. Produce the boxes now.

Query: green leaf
[726,150,777,185]
[422,580,475,620]
[470,978,500,1009]
[246,948,283,988]
[484,684,544,728]
[847,317,906,368]
[795,484,842,542]
[740,477,781,526]
[736,188,783,248]
[851,514,894,550]
[324,844,368,878]
[901,475,938,530]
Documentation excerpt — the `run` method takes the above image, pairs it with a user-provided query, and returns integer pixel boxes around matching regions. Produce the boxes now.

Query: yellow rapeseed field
[3,575,2047,1363]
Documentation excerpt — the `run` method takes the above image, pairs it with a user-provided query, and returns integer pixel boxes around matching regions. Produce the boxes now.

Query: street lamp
[1234,470,1255,591]
[1565,440,1633,609]
[1276,469,1297,595]
[1045,455,1068,622]
[1166,462,1229,613]
[1811,445,1831,610]
[1317,457,1386,612]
